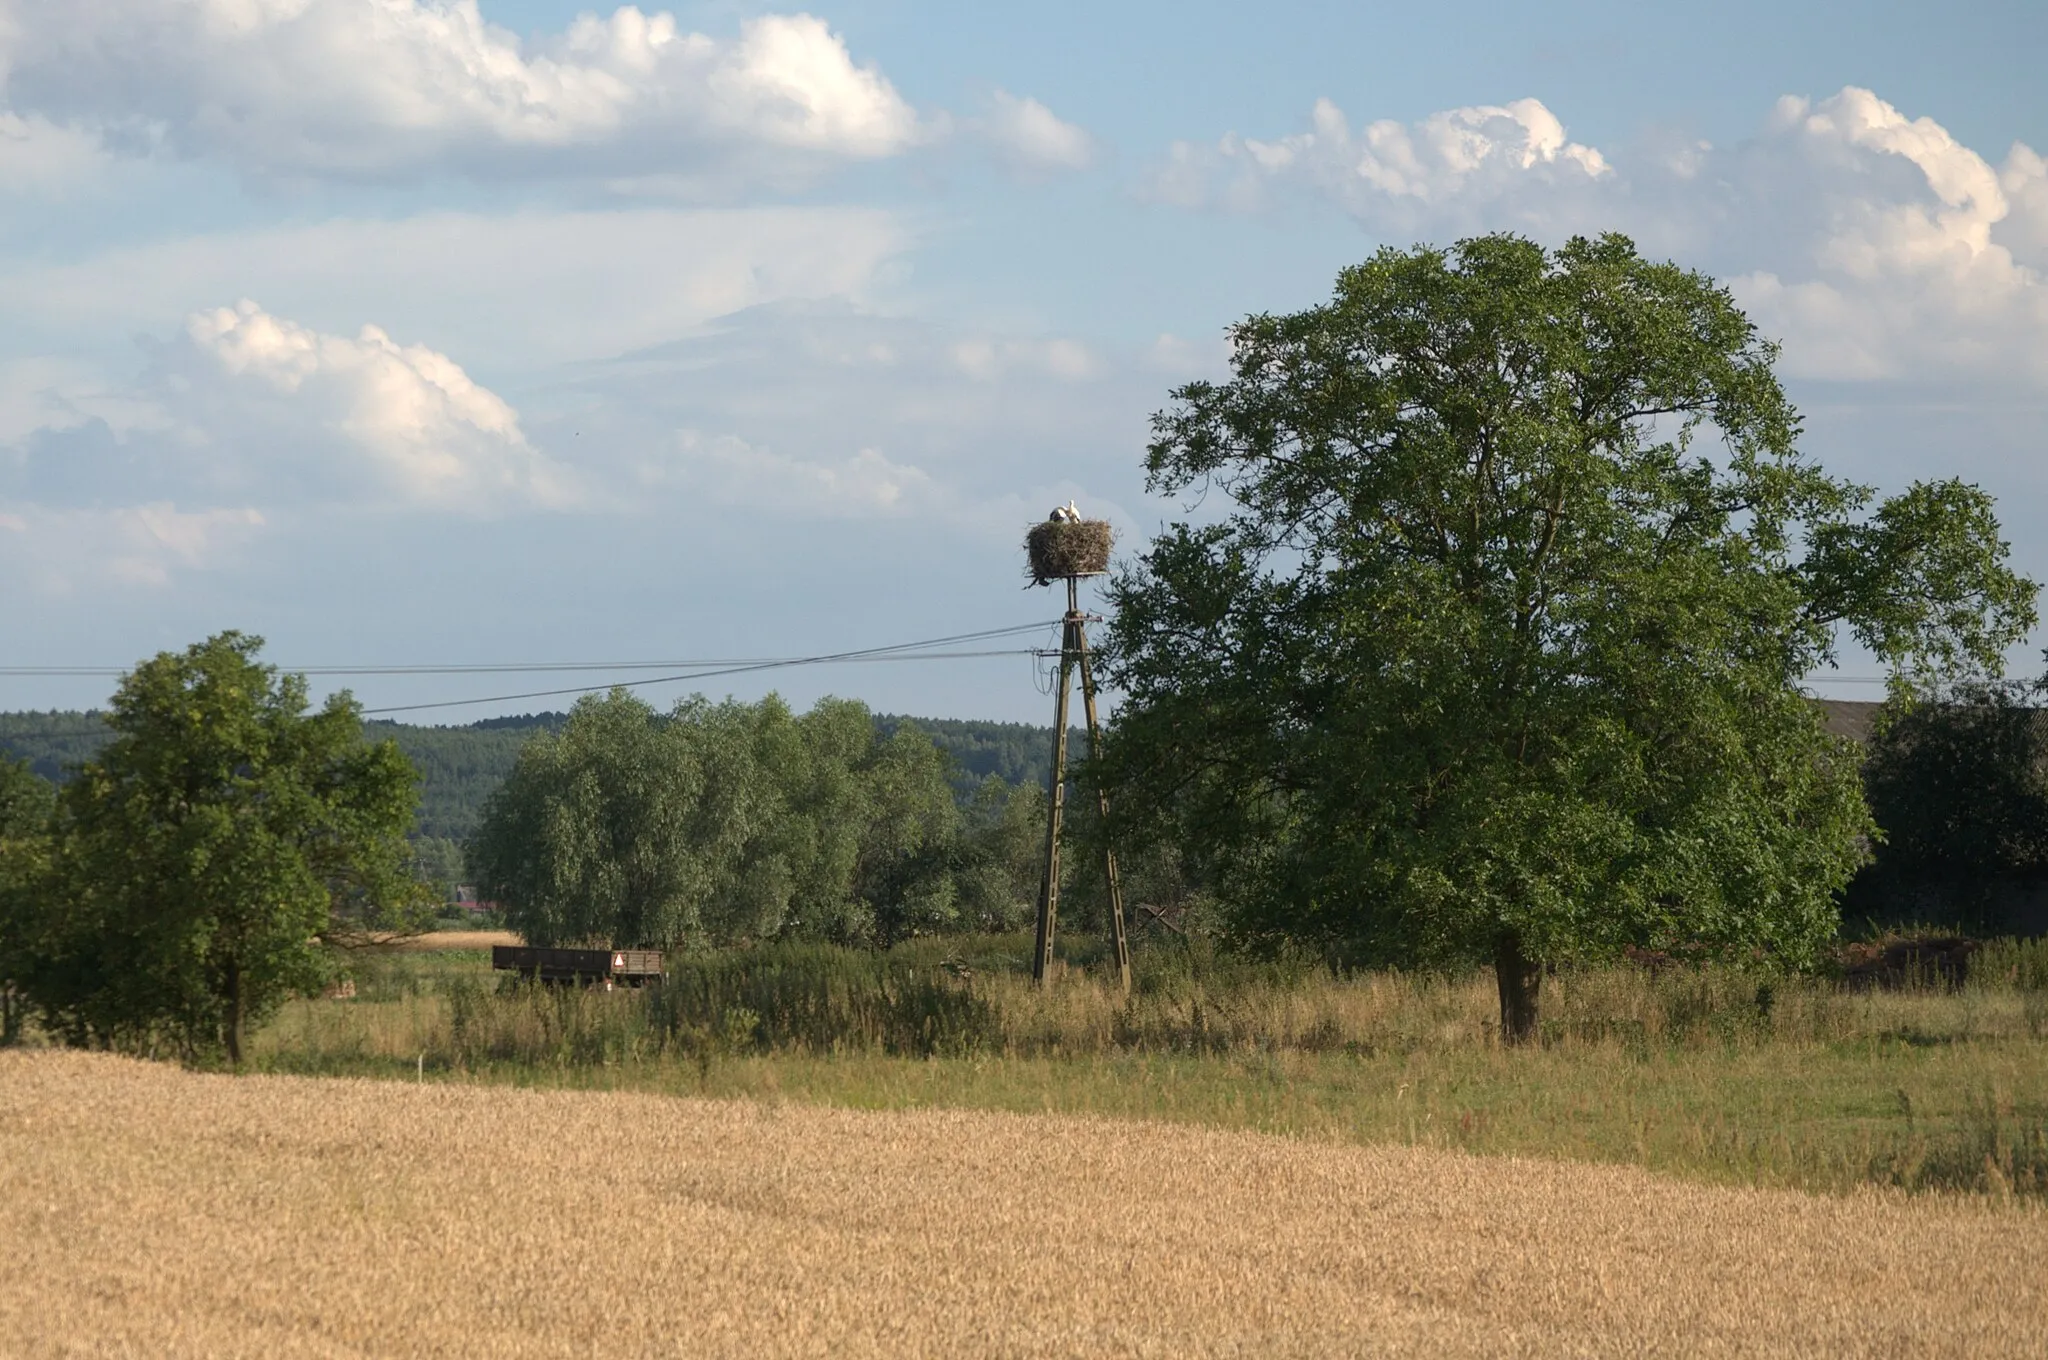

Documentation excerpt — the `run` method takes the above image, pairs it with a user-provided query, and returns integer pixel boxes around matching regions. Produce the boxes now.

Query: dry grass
[3,1050,2043,1358]
[244,943,2048,1199]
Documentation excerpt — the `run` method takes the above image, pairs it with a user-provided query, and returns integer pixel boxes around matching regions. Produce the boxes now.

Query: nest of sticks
[1026,518,1113,585]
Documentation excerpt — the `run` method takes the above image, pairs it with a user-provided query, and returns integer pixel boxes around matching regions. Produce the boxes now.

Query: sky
[2,0,2045,723]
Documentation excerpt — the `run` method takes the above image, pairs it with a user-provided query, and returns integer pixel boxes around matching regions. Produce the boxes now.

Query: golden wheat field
[2,1050,2043,1358]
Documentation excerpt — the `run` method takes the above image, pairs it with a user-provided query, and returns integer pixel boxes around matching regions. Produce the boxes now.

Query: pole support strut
[1032,576,1131,992]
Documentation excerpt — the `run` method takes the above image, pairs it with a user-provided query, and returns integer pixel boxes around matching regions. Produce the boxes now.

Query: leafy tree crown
[1103,233,2036,973]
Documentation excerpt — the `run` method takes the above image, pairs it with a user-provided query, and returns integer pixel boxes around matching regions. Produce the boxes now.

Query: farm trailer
[490,946,665,989]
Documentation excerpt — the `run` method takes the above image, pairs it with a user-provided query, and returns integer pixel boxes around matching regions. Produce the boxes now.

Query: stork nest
[1026,518,1113,585]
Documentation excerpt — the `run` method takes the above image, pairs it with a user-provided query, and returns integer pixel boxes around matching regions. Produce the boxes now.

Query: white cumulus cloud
[1153,86,2048,389]
[2,302,577,518]
[1152,95,1609,232]
[0,1,920,183]
[980,90,1094,175]
[1723,90,2048,386]
[1999,144,2048,267]
[173,300,578,509]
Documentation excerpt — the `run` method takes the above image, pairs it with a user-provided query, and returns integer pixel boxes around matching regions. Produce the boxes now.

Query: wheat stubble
[1,1050,2040,1357]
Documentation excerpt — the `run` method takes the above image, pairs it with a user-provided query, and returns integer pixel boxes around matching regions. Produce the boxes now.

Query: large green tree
[1101,233,2037,1041]
[4,633,423,1063]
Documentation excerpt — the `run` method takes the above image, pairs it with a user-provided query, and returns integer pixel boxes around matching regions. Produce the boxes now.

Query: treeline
[470,691,1064,948]
[0,706,1073,845]
[0,713,111,786]
[15,688,2042,941]
[872,714,1079,799]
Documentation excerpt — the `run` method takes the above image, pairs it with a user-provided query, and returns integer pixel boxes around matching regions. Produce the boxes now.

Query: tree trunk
[1494,932,1542,1046]
[224,960,244,1067]
[1,985,18,1046]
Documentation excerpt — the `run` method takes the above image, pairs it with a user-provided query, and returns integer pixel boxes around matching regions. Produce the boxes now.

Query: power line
[356,623,1060,716]
[2,634,2028,727]
[0,627,1062,679]
[0,655,1034,678]
[0,650,1038,741]
[1807,676,2046,686]
[0,624,1059,726]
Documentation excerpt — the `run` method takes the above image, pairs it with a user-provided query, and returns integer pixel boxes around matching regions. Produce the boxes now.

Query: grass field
[2,1048,2042,1358]
[242,934,2048,1201]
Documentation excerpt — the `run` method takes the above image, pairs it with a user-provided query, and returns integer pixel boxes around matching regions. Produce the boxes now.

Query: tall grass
[266,930,2048,1066]
[246,933,2048,1200]
[1868,1088,2048,1199]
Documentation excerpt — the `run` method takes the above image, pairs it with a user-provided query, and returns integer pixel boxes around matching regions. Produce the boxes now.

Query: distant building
[1818,699,1881,745]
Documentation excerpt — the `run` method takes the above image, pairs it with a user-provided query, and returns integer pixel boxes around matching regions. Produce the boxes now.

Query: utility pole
[1026,515,1131,992]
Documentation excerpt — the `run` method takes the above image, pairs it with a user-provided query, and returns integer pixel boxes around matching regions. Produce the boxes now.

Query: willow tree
[470,691,960,949]
[1100,233,2036,1042]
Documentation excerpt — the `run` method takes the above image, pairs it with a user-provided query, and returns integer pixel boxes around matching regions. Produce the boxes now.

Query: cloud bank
[0,501,266,592]
[0,292,1147,595]
[639,431,939,518]
[1154,86,2048,387]
[0,1,920,183]
[2,300,575,570]
[0,2,1097,189]
[0,206,913,376]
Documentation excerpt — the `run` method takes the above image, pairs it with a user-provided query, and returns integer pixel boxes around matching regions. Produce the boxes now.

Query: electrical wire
[355,623,1060,716]
[1804,676,2046,686]
[0,669,2011,685]
[1,629,2030,731]
[0,625,1059,728]
[1,654,1010,678]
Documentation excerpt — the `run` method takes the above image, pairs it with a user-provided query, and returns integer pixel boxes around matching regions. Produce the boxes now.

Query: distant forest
[0,708,1074,844]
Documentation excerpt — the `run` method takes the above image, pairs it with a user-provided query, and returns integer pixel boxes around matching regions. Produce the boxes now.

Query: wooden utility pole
[1032,576,1132,991]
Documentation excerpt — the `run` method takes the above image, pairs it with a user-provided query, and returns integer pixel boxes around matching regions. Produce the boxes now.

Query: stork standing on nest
[1019,497,1130,993]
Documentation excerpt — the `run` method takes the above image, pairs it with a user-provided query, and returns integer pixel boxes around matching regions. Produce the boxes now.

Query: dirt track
[2,1050,2042,1357]
[389,929,520,951]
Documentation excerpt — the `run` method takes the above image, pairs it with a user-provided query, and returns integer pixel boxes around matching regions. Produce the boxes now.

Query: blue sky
[2,0,2045,722]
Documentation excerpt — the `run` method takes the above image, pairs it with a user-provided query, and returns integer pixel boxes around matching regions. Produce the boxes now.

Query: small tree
[1853,678,2048,931]
[9,633,422,1063]
[1103,234,2037,1041]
